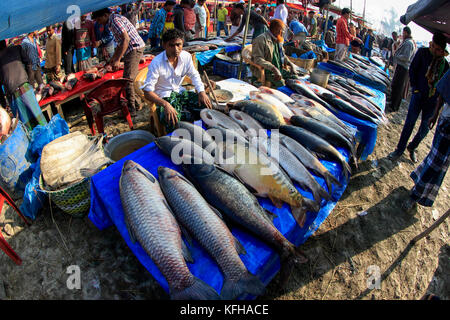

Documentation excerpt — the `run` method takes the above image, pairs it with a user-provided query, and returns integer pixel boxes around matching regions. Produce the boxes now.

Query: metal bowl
[104,130,156,161]
[212,89,233,103]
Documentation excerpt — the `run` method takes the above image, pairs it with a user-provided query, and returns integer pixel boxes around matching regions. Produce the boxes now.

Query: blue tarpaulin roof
[0,0,134,40]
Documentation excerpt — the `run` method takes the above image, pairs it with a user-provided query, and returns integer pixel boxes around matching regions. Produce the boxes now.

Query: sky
[334,0,433,42]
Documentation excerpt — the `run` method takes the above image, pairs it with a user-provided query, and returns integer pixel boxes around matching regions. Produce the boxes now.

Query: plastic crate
[213,59,247,79]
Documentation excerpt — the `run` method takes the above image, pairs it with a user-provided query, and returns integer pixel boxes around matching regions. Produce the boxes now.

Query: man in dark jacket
[389,32,449,163]
[62,20,75,74]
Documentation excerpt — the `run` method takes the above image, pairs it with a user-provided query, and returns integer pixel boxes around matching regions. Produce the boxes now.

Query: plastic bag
[20,157,47,220]
[195,48,223,66]
[29,114,69,159]
[299,50,317,59]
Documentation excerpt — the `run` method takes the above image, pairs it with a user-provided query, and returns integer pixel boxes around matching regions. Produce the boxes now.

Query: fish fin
[291,206,308,228]
[264,209,277,224]
[318,184,331,201]
[233,236,247,256]
[179,224,194,250]
[220,273,266,300]
[171,276,222,300]
[208,204,224,221]
[124,216,137,244]
[269,195,284,209]
[135,165,156,183]
[181,238,195,264]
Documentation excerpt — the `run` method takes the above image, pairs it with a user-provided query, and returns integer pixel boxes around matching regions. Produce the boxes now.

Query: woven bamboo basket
[290,57,316,72]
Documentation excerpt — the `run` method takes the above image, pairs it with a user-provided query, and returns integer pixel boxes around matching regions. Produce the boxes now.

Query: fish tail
[171,277,222,300]
[291,205,308,228]
[221,272,266,300]
[317,184,331,201]
[326,171,341,189]
[342,161,351,181]
[279,246,308,286]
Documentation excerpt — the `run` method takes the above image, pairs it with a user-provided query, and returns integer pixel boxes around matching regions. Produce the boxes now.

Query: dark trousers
[396,91,435,153]
[390,64,409,111]
[27,66,43,87]
[62,47,75,74]
[123,48,144,111]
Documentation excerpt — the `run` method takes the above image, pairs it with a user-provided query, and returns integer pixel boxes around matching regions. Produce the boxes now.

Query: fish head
[182,162,215,180]
[121,160,156,183]
[157,166,179,181]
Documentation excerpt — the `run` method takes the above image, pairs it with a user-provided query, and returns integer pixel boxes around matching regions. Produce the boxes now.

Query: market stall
[88,78,352,299]
[38,58,153,123]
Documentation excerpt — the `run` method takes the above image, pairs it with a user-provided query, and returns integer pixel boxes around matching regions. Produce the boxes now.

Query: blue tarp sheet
[0,0,134,39]
[277,77,385,161]
[88,121,351,299]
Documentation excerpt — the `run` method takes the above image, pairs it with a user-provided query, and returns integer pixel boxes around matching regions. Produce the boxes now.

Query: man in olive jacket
[250,19,298,87]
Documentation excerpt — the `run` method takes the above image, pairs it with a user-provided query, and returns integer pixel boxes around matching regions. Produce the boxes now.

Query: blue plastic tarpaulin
[88,121,351,299]
[0,0,135,39]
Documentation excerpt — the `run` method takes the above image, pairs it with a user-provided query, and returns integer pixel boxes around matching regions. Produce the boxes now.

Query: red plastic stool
[0,187,30,265]
[82,79,134,135]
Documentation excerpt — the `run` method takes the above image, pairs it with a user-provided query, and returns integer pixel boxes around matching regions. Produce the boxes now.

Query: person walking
[183,0,197,40]
[402,69,450,214]
[92,7,146,117]
[305,11,317,38]
[389,32,449,163]
[0,40,47,130]
[148,1,176,49]
[388,27,416,112]
[335,8,361,61]
[272,0,288,25]
[217,3,229,37]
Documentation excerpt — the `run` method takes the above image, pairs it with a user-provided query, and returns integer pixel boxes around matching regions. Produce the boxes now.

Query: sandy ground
[0,82,448,300]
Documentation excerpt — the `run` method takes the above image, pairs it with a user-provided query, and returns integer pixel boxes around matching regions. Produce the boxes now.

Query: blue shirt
[436,69,450,105]
[289,20,308,36]
[21,37,41,70]
[364,34,371,49]
[94,22,114,48]
[148,8,167,38]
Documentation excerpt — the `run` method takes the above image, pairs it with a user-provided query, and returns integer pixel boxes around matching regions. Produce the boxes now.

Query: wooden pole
[410,209,450,245]
[237,0,253,80]
[321,4,330,41]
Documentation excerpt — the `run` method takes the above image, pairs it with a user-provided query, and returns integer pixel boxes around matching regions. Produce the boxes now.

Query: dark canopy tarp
[400,0,450,40]
[0,0,134,40]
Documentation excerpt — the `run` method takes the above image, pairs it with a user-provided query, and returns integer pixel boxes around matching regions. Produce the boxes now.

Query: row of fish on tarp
[117,82,367,300]
[326,53,391,90]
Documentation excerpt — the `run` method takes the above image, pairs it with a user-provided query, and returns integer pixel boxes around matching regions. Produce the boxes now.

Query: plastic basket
[290,57,315,72]
[39,175,91,218]
[213,59,248,79]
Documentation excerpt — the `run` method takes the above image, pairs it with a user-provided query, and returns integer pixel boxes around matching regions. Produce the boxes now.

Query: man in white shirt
[194,0,207,38]
[272,0,288,25]
[142,29,212,133]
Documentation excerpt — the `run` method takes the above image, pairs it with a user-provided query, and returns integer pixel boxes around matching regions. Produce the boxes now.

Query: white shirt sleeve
[141,60,159,93]
[185,53,205,94]
[280,7,288,24]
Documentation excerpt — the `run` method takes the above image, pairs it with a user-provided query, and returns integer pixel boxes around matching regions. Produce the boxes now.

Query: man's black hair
[0,40,7,50]
[433,32,448,50]
[165,0,176,6]
[161,29,185,43]
[235,3,245,10]
[341,8,351,15]
[181,0,191,5]
[92,8,111,19]
[277,0,285,4]
[392,31,398,36]
[403,26,412,36]
[308,10,315,15]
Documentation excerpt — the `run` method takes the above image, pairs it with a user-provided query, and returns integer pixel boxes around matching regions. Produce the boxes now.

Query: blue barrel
[0,122,33,200]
